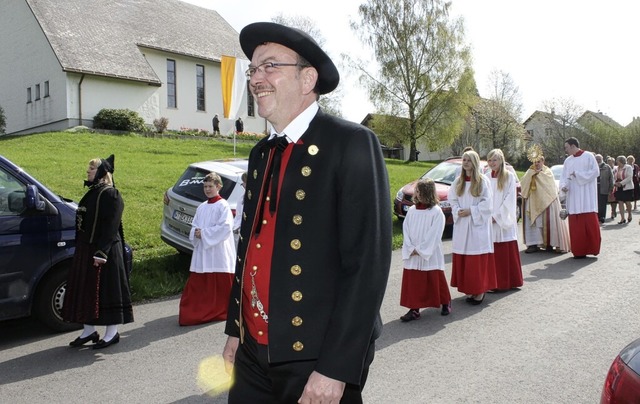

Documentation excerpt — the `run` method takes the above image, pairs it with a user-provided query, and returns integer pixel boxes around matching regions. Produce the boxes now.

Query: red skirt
[400,269,451,309]
[568,212,601,257]
[450,253,497,295]
[178,272,233,326]
[493,241,523,290]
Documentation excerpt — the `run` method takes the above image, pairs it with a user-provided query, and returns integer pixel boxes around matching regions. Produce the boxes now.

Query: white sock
[104,325,118,341]
[79,324,96,338]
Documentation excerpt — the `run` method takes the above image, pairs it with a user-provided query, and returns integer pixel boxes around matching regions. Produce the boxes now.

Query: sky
[184,0,640,126]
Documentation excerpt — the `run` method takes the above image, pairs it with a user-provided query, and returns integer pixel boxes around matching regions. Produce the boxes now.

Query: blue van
[0,155,131,331]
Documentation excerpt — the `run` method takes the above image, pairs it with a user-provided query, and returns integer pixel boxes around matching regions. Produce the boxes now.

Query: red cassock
[568,212,601,257]
[493,240,523,290]
[450,253,497,295]
[179,272,233,326]
[400,269,451,309]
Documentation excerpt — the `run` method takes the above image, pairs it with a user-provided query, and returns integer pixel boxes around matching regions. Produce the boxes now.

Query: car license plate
[173,210,193,225]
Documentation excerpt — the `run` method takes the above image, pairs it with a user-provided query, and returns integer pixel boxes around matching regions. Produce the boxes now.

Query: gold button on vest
[290,239,301,250]
[292,215,302,225]
[290,265,302,275]
[291,291,302,301]
[247,190,252,200]
[308,145,319,155]
[291,316,303,327]
[295,190,306,200]
[301,166,311,177]
[293,341,304,351]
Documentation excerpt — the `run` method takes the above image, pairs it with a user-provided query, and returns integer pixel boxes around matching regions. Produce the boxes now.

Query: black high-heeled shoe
[69,331,100,347]
[618,219,627,224]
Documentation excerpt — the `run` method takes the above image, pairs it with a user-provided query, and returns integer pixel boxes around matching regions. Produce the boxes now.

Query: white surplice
[560,152,599,214]
[189,199,235,274]
[402,205,446,271]
[486,170,518,243]
[448,175,494,255]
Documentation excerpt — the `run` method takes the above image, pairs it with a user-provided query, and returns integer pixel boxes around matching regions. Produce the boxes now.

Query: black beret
[239,22,339,95]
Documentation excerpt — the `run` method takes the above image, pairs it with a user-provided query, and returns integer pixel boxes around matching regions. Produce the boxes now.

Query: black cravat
[255,136,289,234]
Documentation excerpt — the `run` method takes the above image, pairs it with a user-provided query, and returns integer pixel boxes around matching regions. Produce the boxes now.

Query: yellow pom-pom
[197,355,233,396]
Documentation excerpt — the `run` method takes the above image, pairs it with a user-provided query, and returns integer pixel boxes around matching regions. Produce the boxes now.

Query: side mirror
[26,185,45,211]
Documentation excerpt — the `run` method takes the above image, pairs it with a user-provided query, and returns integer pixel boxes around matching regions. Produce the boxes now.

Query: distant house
[523,109,622,164]
[0,0,266,135]
[577,110,623,131]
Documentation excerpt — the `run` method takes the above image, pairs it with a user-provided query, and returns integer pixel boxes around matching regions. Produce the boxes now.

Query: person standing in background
[399,178,451,322]
[448,150,496,305]
[179,172,235,325]
[521,152,571,253]
[560,137,601,258]
[627,155,640,211]
[607,156,618,220]
[596,154,614,224]
[613,155,634,224]
[485,149,523,290]
[235,117,244,134]
[212,114,220,134]
[63,155,133,349]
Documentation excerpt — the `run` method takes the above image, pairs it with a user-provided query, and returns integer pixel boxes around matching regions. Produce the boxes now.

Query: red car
[601,337,640,403]
[393,157,521,225]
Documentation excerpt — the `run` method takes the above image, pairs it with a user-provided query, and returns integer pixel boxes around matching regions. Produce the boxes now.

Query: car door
[0,167,51,320]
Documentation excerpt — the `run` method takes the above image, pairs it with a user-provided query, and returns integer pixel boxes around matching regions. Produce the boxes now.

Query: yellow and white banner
[221,55,250,119]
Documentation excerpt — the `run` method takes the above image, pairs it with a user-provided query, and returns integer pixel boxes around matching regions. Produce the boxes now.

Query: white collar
[269,102,319,143]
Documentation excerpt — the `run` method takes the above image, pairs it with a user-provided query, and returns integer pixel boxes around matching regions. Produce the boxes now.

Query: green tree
[348,0,473,161]
[271,14,343,117]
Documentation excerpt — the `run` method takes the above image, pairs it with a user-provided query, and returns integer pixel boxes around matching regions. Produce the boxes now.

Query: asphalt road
[1,215,639,403]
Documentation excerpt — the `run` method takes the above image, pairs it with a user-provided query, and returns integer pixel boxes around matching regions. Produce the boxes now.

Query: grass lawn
[1,131,430,301]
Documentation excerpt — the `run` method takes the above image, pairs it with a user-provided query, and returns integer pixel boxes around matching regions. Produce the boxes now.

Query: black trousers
[598,193,609,220]
[228,333,374,404]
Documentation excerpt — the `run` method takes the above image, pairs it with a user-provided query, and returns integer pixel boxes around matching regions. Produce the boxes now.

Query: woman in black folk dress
[62,155,133,349]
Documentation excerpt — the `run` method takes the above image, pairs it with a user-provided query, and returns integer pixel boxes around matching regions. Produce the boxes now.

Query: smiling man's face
[249,43,317,132]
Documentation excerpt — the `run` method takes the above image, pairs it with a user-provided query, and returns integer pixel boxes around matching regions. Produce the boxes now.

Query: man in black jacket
[222,22,392,403]
[596,153,614,223]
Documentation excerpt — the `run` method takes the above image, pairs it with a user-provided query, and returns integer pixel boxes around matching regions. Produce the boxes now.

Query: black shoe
[400,309,420,322]
[524,246,539,253]
[469,294,485,305]
[92,333,120,349]
[618,219,626,224]
[573,255,587,259]
[69,331,100,347]
[441,303,451,316]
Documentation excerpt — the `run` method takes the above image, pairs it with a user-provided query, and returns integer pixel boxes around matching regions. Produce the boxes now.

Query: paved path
[1,216,639,403]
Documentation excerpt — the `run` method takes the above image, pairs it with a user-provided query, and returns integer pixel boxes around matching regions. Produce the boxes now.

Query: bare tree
[347,0,473,161]
[271,14,343,117]
[475,70,523,161]
[539,97,583,162]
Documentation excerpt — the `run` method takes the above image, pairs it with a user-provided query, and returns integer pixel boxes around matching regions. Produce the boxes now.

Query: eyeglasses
[245,62,306,79]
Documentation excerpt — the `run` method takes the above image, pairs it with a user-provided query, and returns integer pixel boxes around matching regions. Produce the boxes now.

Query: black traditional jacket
[225,110,392,385]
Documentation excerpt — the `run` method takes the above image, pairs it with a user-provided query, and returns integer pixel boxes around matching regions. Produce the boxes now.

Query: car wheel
[33,266,80,332]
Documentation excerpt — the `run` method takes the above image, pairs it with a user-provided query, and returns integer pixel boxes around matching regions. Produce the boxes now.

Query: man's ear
[301,67,318,95]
